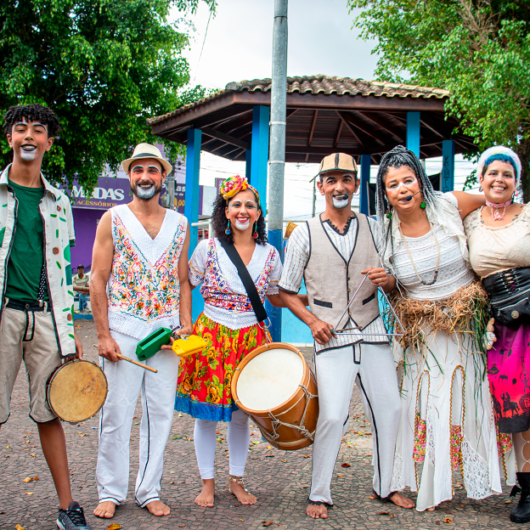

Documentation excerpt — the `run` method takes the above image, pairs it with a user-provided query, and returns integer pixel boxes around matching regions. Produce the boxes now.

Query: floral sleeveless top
[108,204,187,340]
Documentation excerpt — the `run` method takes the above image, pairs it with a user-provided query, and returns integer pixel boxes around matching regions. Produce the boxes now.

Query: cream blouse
[464,203,530,279]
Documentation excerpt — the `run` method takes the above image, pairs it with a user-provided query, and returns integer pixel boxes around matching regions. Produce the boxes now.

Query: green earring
[386,212,392,219]
[420,201,426,209]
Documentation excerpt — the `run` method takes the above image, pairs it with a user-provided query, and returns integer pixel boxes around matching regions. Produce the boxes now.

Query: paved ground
[0,320,524,529]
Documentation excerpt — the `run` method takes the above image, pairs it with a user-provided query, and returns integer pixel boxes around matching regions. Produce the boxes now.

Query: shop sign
[66,177,131,210]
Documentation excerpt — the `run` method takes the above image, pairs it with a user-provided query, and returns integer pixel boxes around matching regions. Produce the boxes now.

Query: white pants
[194,408,250,479]
[96,330,180,507]
[310,343,401,505]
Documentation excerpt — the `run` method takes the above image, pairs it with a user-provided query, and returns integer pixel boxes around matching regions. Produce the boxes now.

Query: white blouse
[391,223,475,301]
[189,238,282,329]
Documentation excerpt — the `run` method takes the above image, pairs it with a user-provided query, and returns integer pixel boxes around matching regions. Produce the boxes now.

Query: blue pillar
[185,128,203,321]
[266,230,283,343]
[359,154,371,215]
[245,149,252,180]
[406,112,420,157]
[442,140,455,192]
[250,105,279,341]
[250,106,270,215]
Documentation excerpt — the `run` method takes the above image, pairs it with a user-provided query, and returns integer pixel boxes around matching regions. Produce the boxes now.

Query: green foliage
[0,0,215,189]
[348,0,530,198]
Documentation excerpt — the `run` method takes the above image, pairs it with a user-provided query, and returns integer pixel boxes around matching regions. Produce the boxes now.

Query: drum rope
[267,384,318,442]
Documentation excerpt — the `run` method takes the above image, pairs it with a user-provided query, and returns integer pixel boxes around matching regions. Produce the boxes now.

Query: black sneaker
[57,501,91,529]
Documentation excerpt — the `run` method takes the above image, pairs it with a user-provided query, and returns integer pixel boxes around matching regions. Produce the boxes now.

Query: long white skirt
[390,326,515,511]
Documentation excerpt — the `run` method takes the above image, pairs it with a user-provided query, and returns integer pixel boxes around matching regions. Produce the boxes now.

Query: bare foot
[306,503,328,519]
[195,478,215,507]
[427,506,436,512]
[146,499,170,516]
[228,476,257,505]
[389,492,415,509]
[93,500,117,519]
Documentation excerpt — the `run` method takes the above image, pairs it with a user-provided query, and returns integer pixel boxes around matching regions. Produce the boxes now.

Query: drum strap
[218,238,268,323]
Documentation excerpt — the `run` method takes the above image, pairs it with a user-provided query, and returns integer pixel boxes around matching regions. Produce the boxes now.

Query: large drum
[231,342,318,451]
[46,360,108,423]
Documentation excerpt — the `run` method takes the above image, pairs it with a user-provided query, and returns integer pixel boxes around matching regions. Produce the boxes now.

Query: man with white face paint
[0,104,91,529]
[90,143,192,520]
[279,153,413,519]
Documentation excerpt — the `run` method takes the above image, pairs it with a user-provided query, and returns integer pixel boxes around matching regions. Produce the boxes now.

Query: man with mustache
[0,104,91,529]
[278,153,413,519]
[90,143,192,520]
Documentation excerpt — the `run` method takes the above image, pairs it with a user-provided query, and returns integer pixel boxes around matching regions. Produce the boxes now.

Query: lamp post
[267,0,288,341]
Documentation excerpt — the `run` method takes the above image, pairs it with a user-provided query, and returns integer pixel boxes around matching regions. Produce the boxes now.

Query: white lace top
[391,223,475,301]
[189,238,282,329]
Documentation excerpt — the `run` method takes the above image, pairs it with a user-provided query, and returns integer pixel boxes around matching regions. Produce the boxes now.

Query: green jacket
[0,164,77,357]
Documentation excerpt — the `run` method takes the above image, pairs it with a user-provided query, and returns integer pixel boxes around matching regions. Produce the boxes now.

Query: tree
[0,0,215,188]
[348,0,530,198]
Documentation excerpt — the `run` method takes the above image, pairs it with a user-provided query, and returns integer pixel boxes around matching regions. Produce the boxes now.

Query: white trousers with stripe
[310,343,401,505]
[96,330,180,507]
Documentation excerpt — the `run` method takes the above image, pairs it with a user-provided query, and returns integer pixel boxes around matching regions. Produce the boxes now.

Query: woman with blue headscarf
[464,146,530,524]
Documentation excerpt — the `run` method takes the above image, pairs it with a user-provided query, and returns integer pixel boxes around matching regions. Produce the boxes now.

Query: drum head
[236,347,303,412]
[47,361,108,423]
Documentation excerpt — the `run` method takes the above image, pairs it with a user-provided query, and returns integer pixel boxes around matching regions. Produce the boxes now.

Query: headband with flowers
[220,175,261,205]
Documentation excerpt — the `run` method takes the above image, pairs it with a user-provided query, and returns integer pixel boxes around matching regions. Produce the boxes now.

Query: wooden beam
[201,127,251,151]
[152,102,250,137]
[338,111,385,145]
[334,120,343,148]
[228,147,246,161]
[215,112,254,136]
[308,110,318,146]
[335,111,364,149]
[233,91,447,112]
[356,111,404,143]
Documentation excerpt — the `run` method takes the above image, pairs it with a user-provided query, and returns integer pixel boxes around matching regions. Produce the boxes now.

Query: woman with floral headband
[464,146,529,524]
[174,175,288,508]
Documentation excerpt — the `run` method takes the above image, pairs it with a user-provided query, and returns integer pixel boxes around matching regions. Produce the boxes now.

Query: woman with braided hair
[376,146,509,511]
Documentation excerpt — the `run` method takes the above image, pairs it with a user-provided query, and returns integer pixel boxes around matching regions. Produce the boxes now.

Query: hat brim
[317,167,358,178]
[121,156,172,175]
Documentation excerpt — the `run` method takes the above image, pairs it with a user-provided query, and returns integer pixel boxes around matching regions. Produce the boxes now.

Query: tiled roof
[147,75,449,126]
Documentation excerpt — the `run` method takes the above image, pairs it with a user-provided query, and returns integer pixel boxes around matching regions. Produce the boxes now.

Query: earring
[225,220,231,235]
[253,222,258,239]
[385,204,393,219]
[479,185,483,192]
[420,201,426,209]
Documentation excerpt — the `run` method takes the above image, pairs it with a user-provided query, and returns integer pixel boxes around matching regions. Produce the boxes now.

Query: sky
[170,0,478,220]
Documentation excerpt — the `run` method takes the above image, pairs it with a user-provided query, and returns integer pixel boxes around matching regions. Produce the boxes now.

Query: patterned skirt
[174,312,269,422]
[488,322,530,433]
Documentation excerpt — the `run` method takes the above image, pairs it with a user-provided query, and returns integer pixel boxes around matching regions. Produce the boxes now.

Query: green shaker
[136,327,174,361]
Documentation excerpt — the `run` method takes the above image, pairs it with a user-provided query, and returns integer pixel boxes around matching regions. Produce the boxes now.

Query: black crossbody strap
[218,238,268,323]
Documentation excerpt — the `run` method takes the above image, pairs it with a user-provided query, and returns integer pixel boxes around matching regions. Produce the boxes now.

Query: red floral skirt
[174,312,269,422]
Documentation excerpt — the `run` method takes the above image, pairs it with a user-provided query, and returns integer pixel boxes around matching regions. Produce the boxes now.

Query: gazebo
[148,75,476,241]
[148,75,477,340]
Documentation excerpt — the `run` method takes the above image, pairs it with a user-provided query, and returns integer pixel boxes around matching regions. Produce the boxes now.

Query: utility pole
[267,0,288,342]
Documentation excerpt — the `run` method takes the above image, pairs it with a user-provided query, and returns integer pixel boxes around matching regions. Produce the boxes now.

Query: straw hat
[121,143,172,175]
[317,153,358,177]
